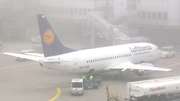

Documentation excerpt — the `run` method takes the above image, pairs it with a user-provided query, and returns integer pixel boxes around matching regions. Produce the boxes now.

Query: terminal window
[57,7,60,13]
[142,11,146,19]
[147,12,151,19]
[66,8,69,14]
[137,0,141,3]
[138,11,141,18]
[44,6,47,12]
[88,9,91,12]
[61,7,64,14]
[163,13,167,20]
[158,12,162,19]
[74,8,77,14]
[153,12,156,19]
[79,8,82,15]
[70,8,73,14]
[53,7,56,13]
[48,7,51,13]
[83,9,87,15]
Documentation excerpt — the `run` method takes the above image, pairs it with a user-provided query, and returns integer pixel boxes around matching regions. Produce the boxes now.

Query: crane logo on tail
[43,29,54,45]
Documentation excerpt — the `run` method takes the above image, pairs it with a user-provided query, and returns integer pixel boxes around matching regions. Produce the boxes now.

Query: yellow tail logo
[43,29,54,45]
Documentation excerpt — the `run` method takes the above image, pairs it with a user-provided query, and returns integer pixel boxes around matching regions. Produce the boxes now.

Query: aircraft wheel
[159,94,167,101]
[16,57,20,61]
[81,92,84,96]
[149,95,157,101]
[98,81,102,85]
[84,86,88,90]
[93,86,98,89]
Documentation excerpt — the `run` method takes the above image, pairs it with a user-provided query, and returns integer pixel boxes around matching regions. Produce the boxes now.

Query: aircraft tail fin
[37,14,76,57]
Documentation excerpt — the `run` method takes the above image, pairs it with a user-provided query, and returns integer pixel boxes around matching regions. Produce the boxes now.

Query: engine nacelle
[134,63,155,76]
[135,70,154,77]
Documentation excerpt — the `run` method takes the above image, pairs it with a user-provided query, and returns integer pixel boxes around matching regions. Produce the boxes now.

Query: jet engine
[135,70,154,77]
[134,63,155,76]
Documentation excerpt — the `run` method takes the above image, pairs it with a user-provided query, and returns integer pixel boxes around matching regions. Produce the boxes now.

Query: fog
[0,0,180,101]
[0,0,179,47]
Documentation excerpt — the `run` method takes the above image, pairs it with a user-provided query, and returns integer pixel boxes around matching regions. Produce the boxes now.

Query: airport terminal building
[0,0,179,45]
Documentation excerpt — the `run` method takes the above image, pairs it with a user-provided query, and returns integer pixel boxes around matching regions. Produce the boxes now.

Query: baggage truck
[127,76,180,101]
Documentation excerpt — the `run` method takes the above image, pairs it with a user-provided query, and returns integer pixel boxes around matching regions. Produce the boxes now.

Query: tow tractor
[83,75,102,90]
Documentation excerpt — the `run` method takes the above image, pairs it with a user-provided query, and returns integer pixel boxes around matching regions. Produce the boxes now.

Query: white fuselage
[40,43,160,74]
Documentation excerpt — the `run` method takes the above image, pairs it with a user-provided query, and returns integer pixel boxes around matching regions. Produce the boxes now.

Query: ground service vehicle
[71,78,84,96]
[161,46,174,58]
[83,75,102,89]
[127,76,180,101]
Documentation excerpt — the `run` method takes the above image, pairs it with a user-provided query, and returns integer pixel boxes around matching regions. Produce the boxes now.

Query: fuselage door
[73,58,78,70]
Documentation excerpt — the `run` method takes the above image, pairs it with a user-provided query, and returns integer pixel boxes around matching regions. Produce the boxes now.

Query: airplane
[3,14,171,78]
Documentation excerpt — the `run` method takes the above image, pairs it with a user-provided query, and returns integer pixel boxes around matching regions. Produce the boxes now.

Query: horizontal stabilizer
[3,52,44,61]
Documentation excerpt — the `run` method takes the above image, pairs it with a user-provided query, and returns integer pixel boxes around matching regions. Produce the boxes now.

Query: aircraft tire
[158,94,167,101]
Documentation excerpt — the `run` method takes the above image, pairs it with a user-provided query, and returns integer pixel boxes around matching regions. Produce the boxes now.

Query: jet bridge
[87,13,130,47]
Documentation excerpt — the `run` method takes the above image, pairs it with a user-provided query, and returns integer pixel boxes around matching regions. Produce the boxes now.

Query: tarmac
[0,37,180,101]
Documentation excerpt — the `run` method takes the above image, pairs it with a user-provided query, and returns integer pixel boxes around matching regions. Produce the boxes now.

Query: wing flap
[106,62,171,72]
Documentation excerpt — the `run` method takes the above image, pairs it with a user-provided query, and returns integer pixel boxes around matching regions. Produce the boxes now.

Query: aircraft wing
[3,52,44,61]
[105,62,171,72]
